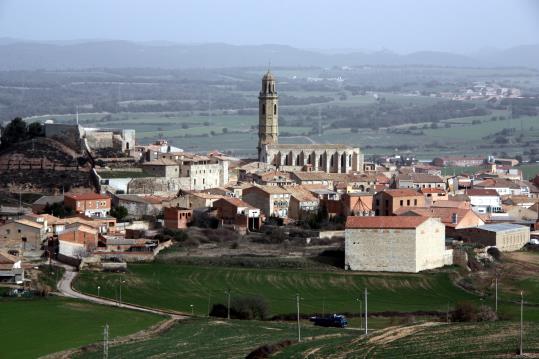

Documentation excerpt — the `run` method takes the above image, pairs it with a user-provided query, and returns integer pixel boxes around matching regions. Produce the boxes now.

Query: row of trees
[0,117,44,150]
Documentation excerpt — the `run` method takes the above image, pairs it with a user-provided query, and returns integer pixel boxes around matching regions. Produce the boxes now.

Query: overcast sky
[0,0,537,53]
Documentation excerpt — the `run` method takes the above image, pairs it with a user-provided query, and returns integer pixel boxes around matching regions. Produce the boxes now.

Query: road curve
[56,263,186,319]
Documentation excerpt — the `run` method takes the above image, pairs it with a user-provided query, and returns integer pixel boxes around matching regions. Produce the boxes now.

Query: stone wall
[44,123,83,152]
[127,177,190,195]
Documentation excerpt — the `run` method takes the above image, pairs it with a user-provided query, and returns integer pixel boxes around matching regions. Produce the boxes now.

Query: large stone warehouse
[345,216,452,273]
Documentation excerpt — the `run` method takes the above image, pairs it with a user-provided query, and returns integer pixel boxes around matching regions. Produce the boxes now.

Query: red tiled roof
[466,189,499,196]
[419,188,446,194]
[215,197,255,209]
[394,207,478,228]
[65,193,110,201]
[378,189,421,197]
[346,216,429,229]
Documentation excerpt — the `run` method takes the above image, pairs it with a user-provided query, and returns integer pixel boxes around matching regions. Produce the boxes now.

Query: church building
[257,71,363,174]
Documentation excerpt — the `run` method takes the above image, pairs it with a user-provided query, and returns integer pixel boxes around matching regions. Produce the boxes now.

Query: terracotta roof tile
[346,216,429,229]
[65,193,110,201]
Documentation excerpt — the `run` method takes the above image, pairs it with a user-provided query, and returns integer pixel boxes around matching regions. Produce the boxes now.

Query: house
[251,171,295,186]
[342,193,374,216]
[395,207,484,236]
[0,251,24,284]
[172,191,225,210]
[309,188,342,217]
[0,219,46,252]
[0,205,30,222]
[373,189,425,216]
[243,186,290,218]
[420,188,448,205]
[64,193,111,218]
[466,189,501,214]
[432,156,484,167]
[473,178,523,196]
[454,223,530,251]
[141,158,180,178]
[113,194,164,218]
[286,187,320,221]
[345,216,449,273]
[58,223,99,259]
[212,198,261,232]
[394,173,445,190]
[163,207,193,229]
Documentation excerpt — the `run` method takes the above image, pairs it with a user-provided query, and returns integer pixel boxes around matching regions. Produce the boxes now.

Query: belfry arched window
[262,104,266,115]
[274,104,277,115]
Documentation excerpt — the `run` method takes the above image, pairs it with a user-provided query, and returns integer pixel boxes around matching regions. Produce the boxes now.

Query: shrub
[210,295,270,320]
[476,305,497,322]
[487,247,502,261]
[451,301,478,322]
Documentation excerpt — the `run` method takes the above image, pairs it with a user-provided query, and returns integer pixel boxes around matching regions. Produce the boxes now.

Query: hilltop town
[2,71,539,358]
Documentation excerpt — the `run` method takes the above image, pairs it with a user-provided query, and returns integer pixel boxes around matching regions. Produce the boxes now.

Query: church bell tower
[258,71,279,160]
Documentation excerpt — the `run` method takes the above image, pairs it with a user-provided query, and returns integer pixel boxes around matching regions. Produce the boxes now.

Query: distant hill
[0,40,537,70]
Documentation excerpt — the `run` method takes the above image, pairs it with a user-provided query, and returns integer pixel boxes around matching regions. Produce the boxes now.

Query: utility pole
[520,291,524,356]
[207,292,212,317]
[103,323,109,359]
[226,289,231,320]
[356,298,363,330]
[446,302,450,323]
[296,293,301,342]
[495,275,498,313]
[364,288,368,335]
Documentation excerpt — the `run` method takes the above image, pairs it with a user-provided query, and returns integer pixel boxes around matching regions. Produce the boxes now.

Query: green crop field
[275,321,539,358]
[0,296,162,359]
[75,318,351,359]
[74,263,476,317]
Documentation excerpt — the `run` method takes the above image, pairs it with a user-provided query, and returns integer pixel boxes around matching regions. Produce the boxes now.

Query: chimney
[451,213,458,225]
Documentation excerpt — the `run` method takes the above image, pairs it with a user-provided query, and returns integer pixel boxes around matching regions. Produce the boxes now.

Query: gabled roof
[286,187,319,202]
[376,189,421,197]
[474,178,521,189]
[244,185,289,195]
[419,188,446,194]
[13,219,43,229]
[466,189,499,196]
[395,207,480,228]
[346,216,429,229]
[142,158,178,166]
[65,192,110,201]
[214,197,256,209]
[396,173,444,183]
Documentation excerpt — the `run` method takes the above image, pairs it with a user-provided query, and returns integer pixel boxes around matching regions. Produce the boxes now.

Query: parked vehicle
[309,314,348,328]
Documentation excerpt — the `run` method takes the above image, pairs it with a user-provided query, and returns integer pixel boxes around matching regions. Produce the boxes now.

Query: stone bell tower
[258,70,279,160]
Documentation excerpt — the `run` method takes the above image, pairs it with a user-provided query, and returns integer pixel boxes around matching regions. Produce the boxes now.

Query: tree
[43,202,74,218]
[0,117,27,149]
[27,122,44,138]
[110,206,128,221]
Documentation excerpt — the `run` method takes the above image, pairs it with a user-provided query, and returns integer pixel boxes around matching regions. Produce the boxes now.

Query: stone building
[454,223,530,251]
[243,185,290,218]
[256,71,363,173]
[373,189,425,216]
[345,216,450,273]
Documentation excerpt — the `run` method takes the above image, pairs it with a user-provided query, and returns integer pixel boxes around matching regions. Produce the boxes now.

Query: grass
[75,318,351,359]
[74,263,477,317]
[0,296,162,359]
[275,321,539,358]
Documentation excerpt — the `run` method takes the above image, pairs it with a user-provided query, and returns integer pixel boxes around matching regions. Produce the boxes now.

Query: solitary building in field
[256,71,363,173]
[345,216,450,273]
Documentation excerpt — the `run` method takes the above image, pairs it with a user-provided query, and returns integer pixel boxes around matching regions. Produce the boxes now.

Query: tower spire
[257,71,279,161]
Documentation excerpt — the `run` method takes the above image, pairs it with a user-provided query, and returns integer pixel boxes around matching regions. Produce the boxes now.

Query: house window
[400,200,404,206]
[414,199,417,205]
[407,200,410,206]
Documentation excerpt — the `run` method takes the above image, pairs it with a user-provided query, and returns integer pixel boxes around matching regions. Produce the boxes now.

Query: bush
[451,301,478,322]
[476,305,497,322]
[451,301,497,322]
[487,247,502,261]
[210,295,270,320]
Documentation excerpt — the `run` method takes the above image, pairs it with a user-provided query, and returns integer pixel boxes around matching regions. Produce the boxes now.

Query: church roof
[262,71,275,81]
[265,144,356,150]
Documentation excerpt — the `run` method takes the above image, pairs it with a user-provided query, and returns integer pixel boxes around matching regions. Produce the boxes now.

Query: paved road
[56,263,186,319]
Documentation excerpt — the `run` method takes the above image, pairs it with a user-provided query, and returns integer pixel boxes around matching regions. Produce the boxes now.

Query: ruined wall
[127,177,190,195]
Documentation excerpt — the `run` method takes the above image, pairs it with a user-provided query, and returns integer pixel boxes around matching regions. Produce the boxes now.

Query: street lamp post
[97,286,101,297]
[356,298,363,330]
[225,289,231,320]
[190,304,195,316]
[119,279,126,307]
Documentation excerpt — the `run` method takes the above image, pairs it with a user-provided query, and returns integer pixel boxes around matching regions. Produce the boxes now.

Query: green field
[74,263,476,317]
[275,321,539,358]
[0,297,162,359]
[75,318,351,359]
